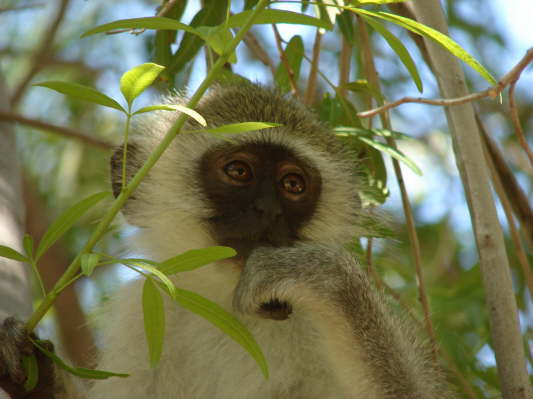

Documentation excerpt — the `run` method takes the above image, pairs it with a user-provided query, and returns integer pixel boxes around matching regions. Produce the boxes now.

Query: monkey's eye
[281,173,305,194]
[224,160,253,182]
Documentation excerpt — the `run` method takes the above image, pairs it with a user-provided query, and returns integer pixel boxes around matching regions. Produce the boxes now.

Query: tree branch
[304,29,323,106]
[271,24,301,98]
[410,2,531,398]
[357,47,533,119]
[10,0,70,107]
[0,110,112,150]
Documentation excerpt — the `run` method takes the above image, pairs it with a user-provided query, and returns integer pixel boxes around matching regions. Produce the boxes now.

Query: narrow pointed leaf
[33,340,128,379]
[143,279,166,368]
[81,253,101,276]
[133,104,207,127]
[196,26,236,63]
[360,15,423,92]
[0,245,29,262]
[81,17,199,38]
[34,82,125,112]
[132,105,178,115]
[169,0,229,76]
[120,259,177,298]
[159,246,236,275]
[274,35,304,93]
[357,136,422,175]
[195,122,281,135]
[22,354,38,391]
[335,126,413,140]
[23,234,34,260]
[355,0,407,4]
[35,192,110,261]
[120,63,165,107]
[350,9,496,84]
[228,9,331,30]
[170,287,268,378]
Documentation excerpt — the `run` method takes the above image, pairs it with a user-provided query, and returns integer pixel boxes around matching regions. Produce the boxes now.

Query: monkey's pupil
[282,174,305,194]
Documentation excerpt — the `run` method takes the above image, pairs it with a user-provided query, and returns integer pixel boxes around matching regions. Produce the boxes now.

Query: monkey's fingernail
[258,299,293,321]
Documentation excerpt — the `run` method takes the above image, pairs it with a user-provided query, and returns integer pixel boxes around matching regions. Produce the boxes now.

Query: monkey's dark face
[200,142,321,261]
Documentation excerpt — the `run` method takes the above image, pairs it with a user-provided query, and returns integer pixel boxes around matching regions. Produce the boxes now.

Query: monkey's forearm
[234,246,453,399]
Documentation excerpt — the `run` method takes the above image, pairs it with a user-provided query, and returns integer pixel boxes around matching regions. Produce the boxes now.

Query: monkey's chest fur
[87,276,346,399]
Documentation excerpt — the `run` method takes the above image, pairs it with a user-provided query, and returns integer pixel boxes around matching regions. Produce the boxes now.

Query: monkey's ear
[110,144,143,223]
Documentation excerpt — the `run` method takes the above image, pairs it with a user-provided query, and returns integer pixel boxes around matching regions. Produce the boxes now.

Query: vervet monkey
[0,83,455,399]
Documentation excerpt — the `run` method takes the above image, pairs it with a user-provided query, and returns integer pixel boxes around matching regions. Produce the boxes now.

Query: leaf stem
[29,260,47,297]
[121,112,132,192]
[25,0,270,332]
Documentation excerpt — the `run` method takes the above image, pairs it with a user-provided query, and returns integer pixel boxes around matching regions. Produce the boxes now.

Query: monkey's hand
[0,317,56,399]
[233,245,359,321]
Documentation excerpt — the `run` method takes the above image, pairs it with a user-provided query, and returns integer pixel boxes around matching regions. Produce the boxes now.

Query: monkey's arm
[233,246,454,399]
[0,318,86,399]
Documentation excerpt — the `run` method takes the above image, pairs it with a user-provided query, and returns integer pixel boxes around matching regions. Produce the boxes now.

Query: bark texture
[411,2,532,398]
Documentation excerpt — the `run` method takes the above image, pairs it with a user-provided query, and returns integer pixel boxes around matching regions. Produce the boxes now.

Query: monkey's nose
[253,197,282,218]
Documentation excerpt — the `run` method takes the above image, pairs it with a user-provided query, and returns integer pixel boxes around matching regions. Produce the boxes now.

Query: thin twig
[477,115,533,249]
[304,29,323,106]
[509,80,533,167]
[242,31,276,76]
[358,47,533,119]
[338,36,352,97]
[11,0,70,107]
[0,110,112,150]
[271,24,301,98]
[357,17,439,361]
[0,3,44,13]
[483,139,533,298]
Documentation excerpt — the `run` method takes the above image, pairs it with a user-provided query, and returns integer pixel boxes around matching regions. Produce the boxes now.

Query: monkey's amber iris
[224,160,253,182]
[281,173,305,194]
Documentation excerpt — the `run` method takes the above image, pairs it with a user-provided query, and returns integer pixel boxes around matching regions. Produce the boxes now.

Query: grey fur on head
[110,82,367,249]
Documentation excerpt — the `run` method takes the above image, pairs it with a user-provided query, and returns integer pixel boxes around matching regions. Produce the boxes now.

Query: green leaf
[171,287,268,378]
[0,245,29,262]
[81,17,199,38]
[194,122,281,135]
[337,96,363,128]
[23,234,34,260]
[169,1,229,76]
[153,1,187,69]
[33,340,129,379]
[133,104,207,126]
[119,259,177,298]
[335,127,413,140]
[159,246,237,275]
[354,0,406,4]
[314,0,341,26]
[274,35,304,93]
[196,26,237,63]
[34,82,125,112]
[142,279,166,368]
[81,253,101,276]
[228,9,331,30]
[120,63,165,108]
[360,15,423,92]
[337,10,355,43]
[357,136,422,175]
[350,9,496,85]
[35,192,110,261]
[340,80,369,93]
[22,354,38,392]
